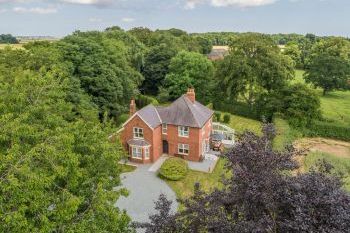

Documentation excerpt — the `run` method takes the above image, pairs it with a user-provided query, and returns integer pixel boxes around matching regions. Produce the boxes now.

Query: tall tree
[141,44,178,95]
[257,83,321,126]
[216,33,294,108]
[0,64,132,232]
[283,42,302,68]
[58,31,143,118]
[305,37,350,95]
[162,51,214,103]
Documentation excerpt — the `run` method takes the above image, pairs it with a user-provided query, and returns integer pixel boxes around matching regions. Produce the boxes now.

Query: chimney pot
[186,88,195,103]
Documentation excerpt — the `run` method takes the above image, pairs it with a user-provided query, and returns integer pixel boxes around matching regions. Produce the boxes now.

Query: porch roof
[127,139,150,147]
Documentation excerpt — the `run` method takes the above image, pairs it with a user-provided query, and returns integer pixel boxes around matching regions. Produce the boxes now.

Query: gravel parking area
[115,164,178,226]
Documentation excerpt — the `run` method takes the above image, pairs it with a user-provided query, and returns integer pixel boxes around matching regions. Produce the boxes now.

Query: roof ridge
[182,95,201,127]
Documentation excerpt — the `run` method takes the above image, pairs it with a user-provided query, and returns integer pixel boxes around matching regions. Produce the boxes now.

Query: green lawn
[228,114,262,135]
[320,91,350,128]
[164,159,229,199]
[303,152,350,191]
[273,117,301,150]
[119,164,137,173]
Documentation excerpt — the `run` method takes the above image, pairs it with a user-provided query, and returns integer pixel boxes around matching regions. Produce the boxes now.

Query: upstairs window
[162,123,167,134]
[133,127,144,139]
[178,126,189,137]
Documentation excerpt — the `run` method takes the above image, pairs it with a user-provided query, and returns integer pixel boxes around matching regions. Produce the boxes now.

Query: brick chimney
[129,98,136,116]
[186,88,195,103]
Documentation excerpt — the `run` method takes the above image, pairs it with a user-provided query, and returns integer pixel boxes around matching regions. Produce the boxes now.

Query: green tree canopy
[257,83,321,126]
[216,33,295,108]
[283,42,302,68]
[0,34,19,44]
[141,44,178,95]
[305,38,350,95]
[0,62,131,232]
[162,51,214,103]
[58,31,143,118]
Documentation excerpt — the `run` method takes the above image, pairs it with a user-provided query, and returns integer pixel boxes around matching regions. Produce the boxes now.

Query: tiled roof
[134,95,213,128]
[127,139,150,146]
[137,105,162,128]
[156,95,213,128]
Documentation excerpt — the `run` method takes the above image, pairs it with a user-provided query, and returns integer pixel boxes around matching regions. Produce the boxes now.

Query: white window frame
[162,123,167,135]
[178,126,189,137]
[178,144,189,155]
[133,127,144,139]
[144,147,150,159]
[131,146,142,159]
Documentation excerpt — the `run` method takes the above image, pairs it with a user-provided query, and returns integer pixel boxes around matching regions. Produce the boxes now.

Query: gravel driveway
[115,164,178,225]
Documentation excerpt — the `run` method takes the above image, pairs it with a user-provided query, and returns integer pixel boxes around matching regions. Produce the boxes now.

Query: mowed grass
[320,91,350,127]
[119,164,137,173]
[165,158,230,199]
[303,152,350,192]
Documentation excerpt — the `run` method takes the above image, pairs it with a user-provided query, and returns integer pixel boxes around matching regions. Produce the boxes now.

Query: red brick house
[120,88,214,163]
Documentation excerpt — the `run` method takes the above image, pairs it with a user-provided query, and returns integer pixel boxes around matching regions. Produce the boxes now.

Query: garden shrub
[214,111,221,122]
[223,113,231,123]
[159,157,188,181]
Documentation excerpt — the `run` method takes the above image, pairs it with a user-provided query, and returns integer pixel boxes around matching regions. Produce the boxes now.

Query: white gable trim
[122,113,154,131]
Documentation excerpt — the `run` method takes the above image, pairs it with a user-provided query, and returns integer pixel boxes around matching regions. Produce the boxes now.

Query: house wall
[121,115,213,163]
[162,117,213,161]
[121,115,159,164]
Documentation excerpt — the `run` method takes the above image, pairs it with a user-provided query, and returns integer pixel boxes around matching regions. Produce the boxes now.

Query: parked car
[210,133,225,152]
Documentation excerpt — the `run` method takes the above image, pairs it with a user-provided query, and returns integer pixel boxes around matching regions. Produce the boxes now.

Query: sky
[0,0,349,38]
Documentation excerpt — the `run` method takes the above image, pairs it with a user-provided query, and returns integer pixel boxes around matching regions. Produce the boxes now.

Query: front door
[162,140,169,154]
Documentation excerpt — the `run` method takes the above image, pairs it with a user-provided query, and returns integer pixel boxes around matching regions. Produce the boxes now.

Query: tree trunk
[323,89,327,96]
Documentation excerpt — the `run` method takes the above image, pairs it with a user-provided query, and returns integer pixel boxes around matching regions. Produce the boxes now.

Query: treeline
[0,34,19,44]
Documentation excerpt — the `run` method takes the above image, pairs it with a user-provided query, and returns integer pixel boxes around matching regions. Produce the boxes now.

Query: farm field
[0,43,24,49]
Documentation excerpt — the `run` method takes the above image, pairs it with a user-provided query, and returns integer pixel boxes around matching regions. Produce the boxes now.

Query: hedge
[302,121,350,141]
[159,157,188,181]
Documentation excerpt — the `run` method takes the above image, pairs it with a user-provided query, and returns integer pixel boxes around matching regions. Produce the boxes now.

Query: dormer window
[133,127,144,139]
[178,126,189,137]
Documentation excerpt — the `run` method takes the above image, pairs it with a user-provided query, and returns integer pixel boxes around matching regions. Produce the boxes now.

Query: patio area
[187,150,220,173]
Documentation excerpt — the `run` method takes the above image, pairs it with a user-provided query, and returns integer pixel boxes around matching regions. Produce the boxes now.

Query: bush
[302,120,350,141]
[214,111,221,122]
[223,114,231,123]
[159,157,188,181]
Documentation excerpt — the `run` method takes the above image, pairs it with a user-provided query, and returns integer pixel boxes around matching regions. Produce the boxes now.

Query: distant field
[292,70,350,128]
[0,43,24,49]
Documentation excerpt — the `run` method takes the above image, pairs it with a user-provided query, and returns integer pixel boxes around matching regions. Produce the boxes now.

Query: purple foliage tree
[137,124,350,232]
